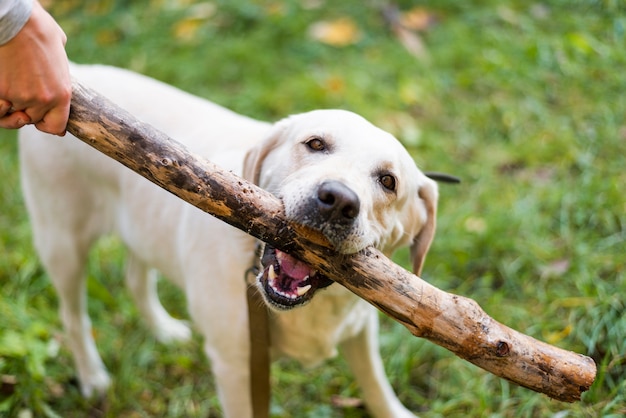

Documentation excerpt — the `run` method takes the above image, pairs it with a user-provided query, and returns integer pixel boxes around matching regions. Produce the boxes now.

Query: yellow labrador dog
[19,64,438,418]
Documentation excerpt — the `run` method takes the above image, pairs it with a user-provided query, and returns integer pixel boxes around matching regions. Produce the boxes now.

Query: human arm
[0,0,71,135]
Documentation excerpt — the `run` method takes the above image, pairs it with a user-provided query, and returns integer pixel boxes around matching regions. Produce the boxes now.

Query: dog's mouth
[257,245,334,310]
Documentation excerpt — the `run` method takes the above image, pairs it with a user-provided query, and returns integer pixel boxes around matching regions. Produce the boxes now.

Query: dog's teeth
[268,264,277,281]
[296,284,312,296]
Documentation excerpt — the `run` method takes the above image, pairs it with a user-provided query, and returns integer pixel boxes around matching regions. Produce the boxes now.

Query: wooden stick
[66,80,596,403]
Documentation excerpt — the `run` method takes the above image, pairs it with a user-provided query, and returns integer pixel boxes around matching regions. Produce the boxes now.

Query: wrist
[0,0,35,46]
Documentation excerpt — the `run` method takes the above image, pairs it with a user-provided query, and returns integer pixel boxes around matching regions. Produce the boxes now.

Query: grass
[1,0,625,416]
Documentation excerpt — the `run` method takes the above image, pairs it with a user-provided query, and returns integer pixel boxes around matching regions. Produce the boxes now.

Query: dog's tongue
[276,250,312,280]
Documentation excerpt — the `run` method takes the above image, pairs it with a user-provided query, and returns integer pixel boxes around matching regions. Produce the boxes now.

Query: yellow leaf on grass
[544,324,573,345]
[172,3,216,42]
[96,28,122,46]
[386,7,434,59]
[401,7,437,32]
[323,75,346,94]
[308,17,361,47]
[552,297,594,309]
[173,18,204,42]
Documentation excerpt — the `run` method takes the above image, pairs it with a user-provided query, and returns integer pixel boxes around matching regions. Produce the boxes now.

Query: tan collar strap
[246,245,271,418]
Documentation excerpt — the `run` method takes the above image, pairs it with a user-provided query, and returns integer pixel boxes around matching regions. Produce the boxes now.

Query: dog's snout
[317,180,360,221]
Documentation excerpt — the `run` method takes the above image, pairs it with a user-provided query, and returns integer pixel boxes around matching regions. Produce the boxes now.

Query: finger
[0,111,31,129]
[0,99,12,117]
[34,102,71,136]
[23,104,48,127]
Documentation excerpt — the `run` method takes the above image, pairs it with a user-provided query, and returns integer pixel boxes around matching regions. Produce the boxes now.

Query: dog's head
[244,110,438,310]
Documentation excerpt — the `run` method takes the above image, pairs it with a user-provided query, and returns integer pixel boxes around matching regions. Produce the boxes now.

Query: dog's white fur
[19,64,438,418]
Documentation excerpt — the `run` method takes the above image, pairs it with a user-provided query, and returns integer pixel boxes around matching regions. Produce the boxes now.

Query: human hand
[0,1,71,136]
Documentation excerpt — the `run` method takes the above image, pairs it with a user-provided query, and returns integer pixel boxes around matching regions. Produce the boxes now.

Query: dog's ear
[410,178,438,276]
[242,124,286,185]
[424,171,461,184]
[242,143,267,185]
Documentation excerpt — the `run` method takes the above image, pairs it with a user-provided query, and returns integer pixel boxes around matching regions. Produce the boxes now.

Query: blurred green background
[1,0,624,416]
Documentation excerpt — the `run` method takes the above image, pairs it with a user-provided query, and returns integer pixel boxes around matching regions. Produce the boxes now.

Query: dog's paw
[154,318,192,344]
[392,407,418,418]
[79,369,111,399]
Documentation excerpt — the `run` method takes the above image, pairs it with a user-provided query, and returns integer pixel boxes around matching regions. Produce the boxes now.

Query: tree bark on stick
[66,80,596,403]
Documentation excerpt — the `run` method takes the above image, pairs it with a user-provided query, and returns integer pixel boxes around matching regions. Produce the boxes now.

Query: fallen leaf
[173,18,204,42]
[330,394,364,409]
[308,18,361,47]
[382,4,430,59]
[393,26,428,59]
[95,28,123,45]
[323,75,346,94]
[172,3,216,42]
[540,259,570,279]
[544,324,573,345]
[401,7,437,32]
[552,297,594,309]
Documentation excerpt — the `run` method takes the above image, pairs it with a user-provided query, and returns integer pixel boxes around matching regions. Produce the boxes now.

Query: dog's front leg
[45,245,111,398]
[340,307,417,418]
[204,340,253,418]
[186,269,254,418]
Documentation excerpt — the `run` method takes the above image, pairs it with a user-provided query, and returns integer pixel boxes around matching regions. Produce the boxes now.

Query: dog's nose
[317,180,360,221]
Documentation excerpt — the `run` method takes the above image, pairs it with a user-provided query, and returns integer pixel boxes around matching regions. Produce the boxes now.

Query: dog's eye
[379,174,397,191]
[305,137,326,152]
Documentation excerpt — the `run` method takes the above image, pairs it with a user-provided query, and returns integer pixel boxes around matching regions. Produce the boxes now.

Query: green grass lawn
[1,0,624,416]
